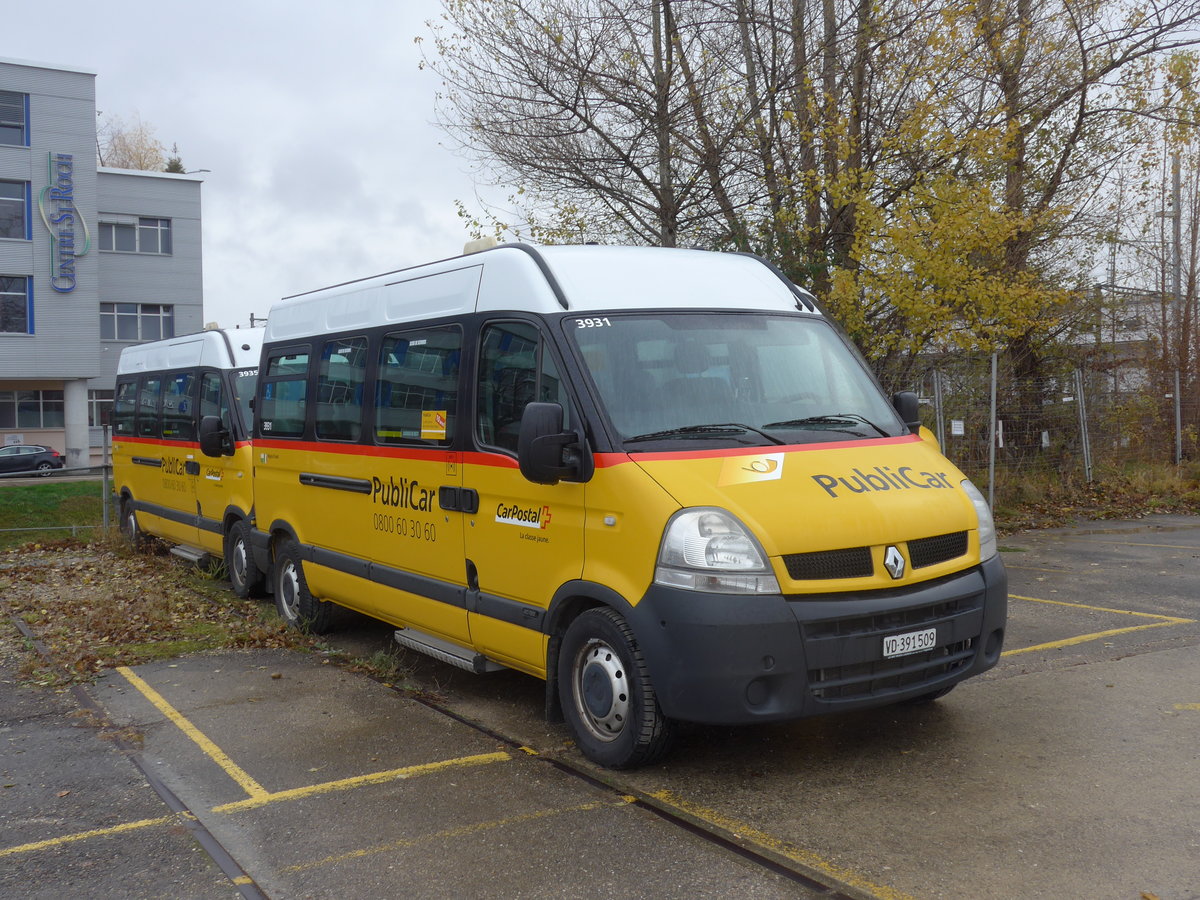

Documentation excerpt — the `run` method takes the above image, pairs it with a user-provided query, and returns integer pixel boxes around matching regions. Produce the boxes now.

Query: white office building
[1,56,204,467]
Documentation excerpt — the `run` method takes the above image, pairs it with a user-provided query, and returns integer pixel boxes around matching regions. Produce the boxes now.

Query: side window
[137,377,162,438]
[113,380,138,436]
[375,326,461,446]
[199,372,232,435]
[477,321,570,453]
[259,348,310,438]
[161,371,197,441]
[316,336,368,442]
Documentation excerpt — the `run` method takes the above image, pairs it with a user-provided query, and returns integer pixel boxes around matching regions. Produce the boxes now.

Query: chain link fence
[910,353,1200,504]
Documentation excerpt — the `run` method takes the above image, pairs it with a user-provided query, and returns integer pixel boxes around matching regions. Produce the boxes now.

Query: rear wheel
[119,498,143,550]
[225,520,264,598]
[273,537,332,633]
[36,461,52,477]
[557,606,674,769]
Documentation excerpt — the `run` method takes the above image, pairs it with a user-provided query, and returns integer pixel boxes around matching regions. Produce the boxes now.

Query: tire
[557,606,674,769]
[273,537,333,633]
[36,462,52,477]
[119,498,143,550]
[225,520,264,599]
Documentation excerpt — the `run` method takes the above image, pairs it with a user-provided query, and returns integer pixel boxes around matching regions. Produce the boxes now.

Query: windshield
[567,313,906,447]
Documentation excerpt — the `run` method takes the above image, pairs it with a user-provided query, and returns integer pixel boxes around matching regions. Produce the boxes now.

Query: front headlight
[654,508,781,594]
[960,479,998,561]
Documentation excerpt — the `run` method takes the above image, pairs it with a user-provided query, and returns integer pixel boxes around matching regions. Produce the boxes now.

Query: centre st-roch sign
[37,152,91,293]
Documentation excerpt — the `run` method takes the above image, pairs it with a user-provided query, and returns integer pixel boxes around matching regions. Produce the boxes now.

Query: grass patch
[0,481,107,549]
[992,462,1200,532]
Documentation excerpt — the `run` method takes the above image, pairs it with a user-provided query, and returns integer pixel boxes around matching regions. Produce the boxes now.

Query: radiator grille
[783,547,873,580]
[909,531,968,569]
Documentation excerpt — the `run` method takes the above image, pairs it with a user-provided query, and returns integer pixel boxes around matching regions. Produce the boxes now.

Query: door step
[394,628,506,674]
[170,545,212,565]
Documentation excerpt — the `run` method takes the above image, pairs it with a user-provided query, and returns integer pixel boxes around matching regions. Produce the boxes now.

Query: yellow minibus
[113,327,264,596]
[222,245,1006,768]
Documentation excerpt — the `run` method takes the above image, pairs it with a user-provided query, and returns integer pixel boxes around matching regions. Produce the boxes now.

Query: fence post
[933,369,946,448]
[988,353,997,509]
[1075,367,1093,483]
[101,425,111,530]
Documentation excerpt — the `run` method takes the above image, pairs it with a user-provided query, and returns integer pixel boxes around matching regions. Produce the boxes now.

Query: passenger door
[365,324,470,644]
[462,319,586,673]
[193,371,243,553]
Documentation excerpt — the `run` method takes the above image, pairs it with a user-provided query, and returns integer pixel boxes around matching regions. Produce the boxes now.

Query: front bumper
[624,554,1007,725]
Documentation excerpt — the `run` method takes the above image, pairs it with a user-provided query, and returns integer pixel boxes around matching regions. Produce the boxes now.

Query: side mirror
[518,402,584,485]
[198,415,233,457]
[892,391,921,435]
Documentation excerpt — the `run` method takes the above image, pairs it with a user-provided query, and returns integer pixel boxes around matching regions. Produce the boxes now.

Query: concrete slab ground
[3,640,815,899]
[332,514,1200,900]
[2,514,1198,899]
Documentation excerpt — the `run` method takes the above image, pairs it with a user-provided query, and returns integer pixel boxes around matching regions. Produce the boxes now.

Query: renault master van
[225,245,1006,768]
[114,327,264,596]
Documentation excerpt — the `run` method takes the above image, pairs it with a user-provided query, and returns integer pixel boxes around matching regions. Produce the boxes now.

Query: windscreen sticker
[421,410,447,441]
[719,453,784,486]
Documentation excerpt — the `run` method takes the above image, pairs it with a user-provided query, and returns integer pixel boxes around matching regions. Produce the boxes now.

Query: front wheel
[225,520,264,599]
[557,606,674,769]
[273,537,333,633]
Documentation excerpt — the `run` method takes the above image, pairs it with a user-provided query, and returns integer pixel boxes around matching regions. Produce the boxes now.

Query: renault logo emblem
[883,546,906,580]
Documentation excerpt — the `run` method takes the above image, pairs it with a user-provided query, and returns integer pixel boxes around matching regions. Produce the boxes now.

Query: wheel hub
[574,641,630,742]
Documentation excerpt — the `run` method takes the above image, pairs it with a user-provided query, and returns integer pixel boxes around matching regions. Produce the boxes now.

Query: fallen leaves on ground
[0,538,309,684]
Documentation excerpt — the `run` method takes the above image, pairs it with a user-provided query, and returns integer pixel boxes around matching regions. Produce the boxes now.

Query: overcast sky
[8,0,489,329]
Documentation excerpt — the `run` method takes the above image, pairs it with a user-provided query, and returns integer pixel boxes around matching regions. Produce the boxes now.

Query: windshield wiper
[762,413,891,438]
[625,423,787,445]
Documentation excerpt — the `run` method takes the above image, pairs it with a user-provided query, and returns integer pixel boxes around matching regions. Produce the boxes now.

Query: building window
[0,181,30,240]
[0,91,27,146]
[88,390,114,427]
[0,275,31,334]
[99,217,172,254]
[100,303,175,342]
[0,390,64,429]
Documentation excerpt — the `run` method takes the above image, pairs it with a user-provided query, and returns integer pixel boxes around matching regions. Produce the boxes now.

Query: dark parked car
[0,444,64,476]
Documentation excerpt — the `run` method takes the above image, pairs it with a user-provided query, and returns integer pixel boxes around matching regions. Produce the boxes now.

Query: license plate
[883,627,937,659]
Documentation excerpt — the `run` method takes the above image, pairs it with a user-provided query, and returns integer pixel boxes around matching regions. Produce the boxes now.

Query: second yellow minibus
[114,327,264,596]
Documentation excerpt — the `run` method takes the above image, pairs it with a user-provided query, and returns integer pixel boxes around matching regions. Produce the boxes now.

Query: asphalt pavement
[3,514,1199,900]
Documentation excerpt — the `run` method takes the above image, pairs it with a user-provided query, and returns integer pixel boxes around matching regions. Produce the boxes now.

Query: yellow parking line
[1176,703,1200,711]
[213,751,512,813]
[0,815,173,858]
[117,666,269,800]
[1002,595,1195,657]
[284,796,633,873]
[648,790,916,900]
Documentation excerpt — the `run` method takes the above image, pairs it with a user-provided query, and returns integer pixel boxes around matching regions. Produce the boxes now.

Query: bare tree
[97,114,167,171]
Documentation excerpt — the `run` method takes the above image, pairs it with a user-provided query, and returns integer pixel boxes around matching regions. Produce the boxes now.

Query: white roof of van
[116,327,264,375]
[264,245,818,344]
